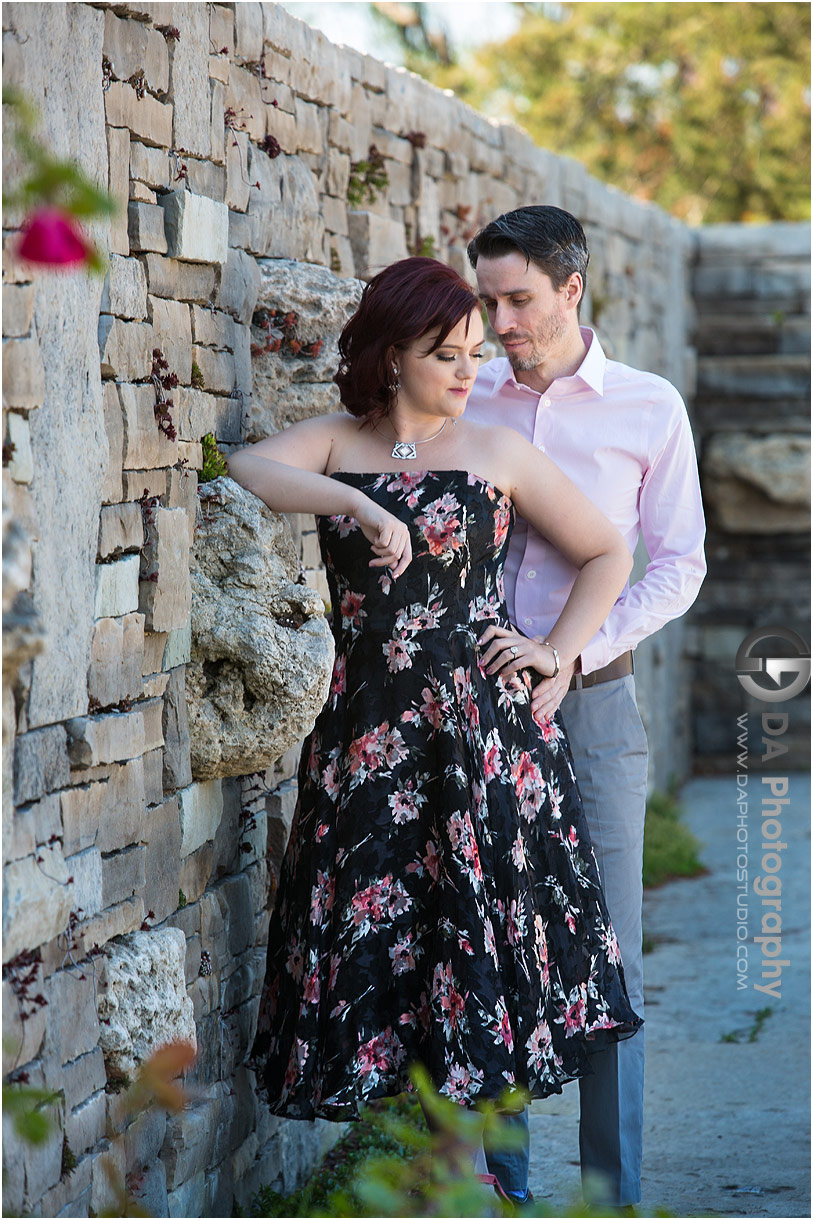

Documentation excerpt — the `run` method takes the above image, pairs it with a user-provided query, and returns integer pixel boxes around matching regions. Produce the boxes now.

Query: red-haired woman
[229,257,640,1191]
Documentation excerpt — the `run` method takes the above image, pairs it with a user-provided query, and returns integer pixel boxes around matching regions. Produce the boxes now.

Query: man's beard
[501,309,568,370]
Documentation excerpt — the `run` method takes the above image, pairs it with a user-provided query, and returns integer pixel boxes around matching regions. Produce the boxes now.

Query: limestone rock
[245,148,324,261]
[98,928,196,1081]
[348,210,409,279]
[186,477,333,779]
[703,433,810,533]
[160,191,229,265]
[244,259,363,441]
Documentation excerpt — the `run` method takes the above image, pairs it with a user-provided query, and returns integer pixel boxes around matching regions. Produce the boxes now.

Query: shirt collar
[487,326,607,398]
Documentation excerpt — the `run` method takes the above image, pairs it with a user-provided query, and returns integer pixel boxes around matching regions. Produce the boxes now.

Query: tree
[378,2,810,224]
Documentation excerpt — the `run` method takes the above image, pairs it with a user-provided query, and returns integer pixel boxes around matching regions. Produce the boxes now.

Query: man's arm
[579,395,706,675]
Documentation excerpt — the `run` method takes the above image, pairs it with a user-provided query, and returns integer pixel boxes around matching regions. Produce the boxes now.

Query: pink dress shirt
[466,328,706,675]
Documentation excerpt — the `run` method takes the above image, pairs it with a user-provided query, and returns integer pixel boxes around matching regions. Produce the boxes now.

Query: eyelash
[437,353,485,362]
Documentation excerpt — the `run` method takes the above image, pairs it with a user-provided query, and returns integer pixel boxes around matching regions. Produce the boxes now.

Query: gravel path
[527,774,811,1218]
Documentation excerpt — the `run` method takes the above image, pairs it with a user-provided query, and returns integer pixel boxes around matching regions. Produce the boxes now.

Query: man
[466,206,706,1209]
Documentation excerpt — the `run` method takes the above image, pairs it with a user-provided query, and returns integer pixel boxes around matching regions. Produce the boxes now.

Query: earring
[389,365,400,392]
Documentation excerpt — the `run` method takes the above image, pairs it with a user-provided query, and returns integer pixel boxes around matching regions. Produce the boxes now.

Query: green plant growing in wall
[347,145,389,208]
[200,432,228,483]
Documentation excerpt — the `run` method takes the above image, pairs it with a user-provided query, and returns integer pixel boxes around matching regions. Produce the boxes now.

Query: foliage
[347,144,389,208]
[374,2,810,224]
[642,788,705,888]
[2,1077,62,1146]
[190,359,205,390]
[720,1005,774,1043]
[200,433,229,483]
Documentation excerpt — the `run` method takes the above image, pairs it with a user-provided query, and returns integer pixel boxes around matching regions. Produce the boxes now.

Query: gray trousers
[559,673,648,1207]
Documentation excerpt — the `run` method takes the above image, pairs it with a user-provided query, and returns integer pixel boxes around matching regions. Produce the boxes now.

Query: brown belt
[569,650,633,691]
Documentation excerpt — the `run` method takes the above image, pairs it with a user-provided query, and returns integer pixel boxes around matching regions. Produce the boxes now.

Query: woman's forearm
[543,550,632,668]
[226,451,365,519]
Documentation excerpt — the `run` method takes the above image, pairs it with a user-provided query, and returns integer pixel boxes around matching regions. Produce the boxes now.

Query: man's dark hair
[467,205,589,297]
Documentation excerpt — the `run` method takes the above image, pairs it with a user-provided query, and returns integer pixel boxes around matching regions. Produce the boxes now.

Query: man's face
[475,252,575,371]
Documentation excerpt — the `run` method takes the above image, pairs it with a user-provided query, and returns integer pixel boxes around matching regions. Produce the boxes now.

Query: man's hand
[531,656,577,721]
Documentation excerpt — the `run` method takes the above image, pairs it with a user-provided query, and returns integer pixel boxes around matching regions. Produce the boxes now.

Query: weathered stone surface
[191,343,236,395]
[102,381,125,503]
[65,1089,107,1156]
[163,665,193,791]
[103,9,169,92]
[97,927,196,1082]
[226,128,251,211]
[105,80,173,146]
[98,503,144,560]
[179,840,215,903]
[143,743,164,804]
[88,611,144,708]
[101,844,145,912]
[160,190,229,264]
[119,382,178,468]
[13,724,70,805]
[167,2,210,156]
[141,695,164,753]
[147,294,193,383]
[141,796,182,922]
[163,621,191,668]
[2,961,48,1072]
[101,254,147,320]
[139,506,191,632]
[703,433,810,532]
[66,846,104,919]
[177,779,224,857]
[244,258,362,440]
[90,1139,127,1218]
[4,792,61,867]
[190,304,235,350]
[94,554,141,618]
[99,315,153,379]
[1,336,46,409]
[245,147,324,260]
[2,283,34,337]
[5,411,33,483]
[3,1060,65,1206]
[107,122,131,256]
[66,709,145,768]
[3,845,71,960]
[187,477,333,778]
[124,1105,167,1174]
[348,209,409,278]
[123,467,167,500]
[141,252,217,303]
[162,1091,222,1192]
[130,139,172,190]
[216,246,261,324]
[128,200,168,253]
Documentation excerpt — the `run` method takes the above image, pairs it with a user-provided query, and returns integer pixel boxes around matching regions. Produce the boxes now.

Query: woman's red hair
[334,257,480,419]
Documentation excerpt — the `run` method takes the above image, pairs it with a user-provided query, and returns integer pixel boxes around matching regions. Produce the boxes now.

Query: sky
[279,1,522,62]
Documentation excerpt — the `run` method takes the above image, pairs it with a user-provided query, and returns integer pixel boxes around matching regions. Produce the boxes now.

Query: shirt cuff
[579,632,613,676]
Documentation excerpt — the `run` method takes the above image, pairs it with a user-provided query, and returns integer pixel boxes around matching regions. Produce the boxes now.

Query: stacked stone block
[685,223,811,766]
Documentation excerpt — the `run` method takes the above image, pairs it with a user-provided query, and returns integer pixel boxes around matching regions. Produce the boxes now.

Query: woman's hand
[477,625,554,679]
[355,498,413,578]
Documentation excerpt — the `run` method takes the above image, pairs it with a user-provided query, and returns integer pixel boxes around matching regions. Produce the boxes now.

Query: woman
[230,257,641,1128]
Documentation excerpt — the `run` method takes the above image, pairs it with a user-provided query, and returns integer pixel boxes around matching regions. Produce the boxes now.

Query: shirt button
[542,397,552,408]
[527,570,536,579]
[524,617,533,626]
[536,443,546,453]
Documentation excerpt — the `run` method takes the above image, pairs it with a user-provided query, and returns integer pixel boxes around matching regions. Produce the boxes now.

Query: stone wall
[3,3,703,1216]
[686,223,811,768]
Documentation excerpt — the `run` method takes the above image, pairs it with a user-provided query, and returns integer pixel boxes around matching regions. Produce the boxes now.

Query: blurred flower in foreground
[3,86,116,273]
[17,207,95,267]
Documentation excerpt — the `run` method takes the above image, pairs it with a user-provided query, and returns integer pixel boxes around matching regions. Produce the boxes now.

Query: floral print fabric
[251,470,641,1121]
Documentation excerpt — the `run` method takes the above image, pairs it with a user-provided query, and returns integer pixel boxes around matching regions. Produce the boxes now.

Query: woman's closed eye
[437,353,485,362]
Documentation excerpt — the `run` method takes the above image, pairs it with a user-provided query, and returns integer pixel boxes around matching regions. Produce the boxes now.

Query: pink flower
[340,589,366,630]
[17,208,93,267]
[389,935,417,975]
[383,637,414,673]
[330,655,346,700]
[303,968,320,1005]
[564,995,586,1036]
[389,787,421,824]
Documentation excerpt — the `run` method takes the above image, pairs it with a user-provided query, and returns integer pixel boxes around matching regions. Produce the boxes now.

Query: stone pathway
[526,774,811,1218]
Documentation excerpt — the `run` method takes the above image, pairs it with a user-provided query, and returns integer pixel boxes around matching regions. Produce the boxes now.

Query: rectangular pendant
[391,441,418,460]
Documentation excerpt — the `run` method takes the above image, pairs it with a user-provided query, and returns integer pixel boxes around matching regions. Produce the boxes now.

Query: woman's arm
[478,430,633,701]
[226,416,413,577]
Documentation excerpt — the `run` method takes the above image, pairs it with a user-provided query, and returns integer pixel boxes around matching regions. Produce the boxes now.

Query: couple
[230,206,706,1210]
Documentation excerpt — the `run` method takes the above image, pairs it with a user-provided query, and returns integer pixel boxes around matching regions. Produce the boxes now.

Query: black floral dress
[251,469,641,1121]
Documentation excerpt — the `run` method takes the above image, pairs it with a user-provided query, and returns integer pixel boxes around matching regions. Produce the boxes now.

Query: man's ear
[563,272,583,312]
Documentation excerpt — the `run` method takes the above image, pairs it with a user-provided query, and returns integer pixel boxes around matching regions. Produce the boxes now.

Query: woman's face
[394,310,485,422]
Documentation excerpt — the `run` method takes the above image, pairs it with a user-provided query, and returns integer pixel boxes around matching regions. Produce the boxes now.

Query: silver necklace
[388,418,449,460]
